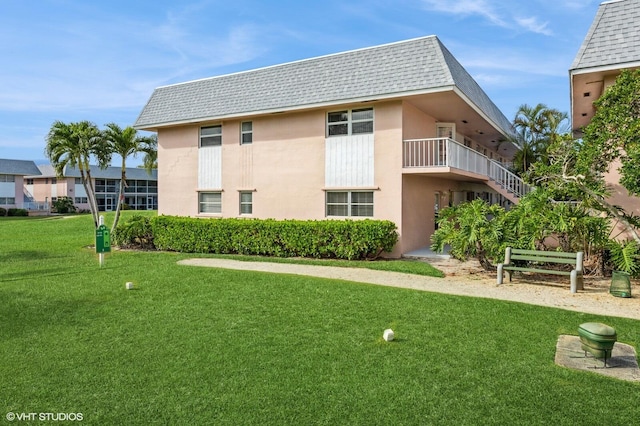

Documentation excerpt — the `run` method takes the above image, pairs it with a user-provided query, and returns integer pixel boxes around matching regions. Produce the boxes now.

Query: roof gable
[571,0,640,71]
[135,36,512,136]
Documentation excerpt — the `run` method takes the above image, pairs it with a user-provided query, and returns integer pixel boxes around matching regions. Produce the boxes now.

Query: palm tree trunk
[111,159,127,234]
[79,168,99,228]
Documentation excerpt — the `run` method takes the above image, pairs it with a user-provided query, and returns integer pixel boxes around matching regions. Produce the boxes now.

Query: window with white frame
[326,191,373,217]
[200,125,222,147]
[0,197,16,204]
[0,175,15,182]
[241,122,252,144]
[199,192,222,213]
[327,108,373,136]
[239,191,253,214]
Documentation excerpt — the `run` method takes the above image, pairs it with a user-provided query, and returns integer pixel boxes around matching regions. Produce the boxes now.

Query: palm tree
[140,134,158,174]
[103,123,157,232]
[45,120,108,227]
[511,103,569,175]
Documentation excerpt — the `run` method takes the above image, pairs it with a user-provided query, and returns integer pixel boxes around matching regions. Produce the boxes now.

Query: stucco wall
[155,101,411,255]
[157,125,199,217]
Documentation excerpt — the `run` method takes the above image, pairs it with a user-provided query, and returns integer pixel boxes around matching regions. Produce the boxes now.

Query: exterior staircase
[403,138,531,203]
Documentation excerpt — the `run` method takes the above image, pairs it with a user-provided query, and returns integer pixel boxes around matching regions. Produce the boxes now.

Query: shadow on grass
[0,250,68,263]
[0,290,107,339]
[0,265,98,282]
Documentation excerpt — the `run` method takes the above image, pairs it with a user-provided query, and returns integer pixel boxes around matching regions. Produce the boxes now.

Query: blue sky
[0,0,602,166]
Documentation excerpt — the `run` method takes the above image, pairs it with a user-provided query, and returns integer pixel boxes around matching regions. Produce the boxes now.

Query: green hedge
[7,208,28,217]
[147,216,397,260]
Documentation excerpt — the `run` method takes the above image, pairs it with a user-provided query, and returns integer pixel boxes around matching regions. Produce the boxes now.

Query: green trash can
[610,271,632,298]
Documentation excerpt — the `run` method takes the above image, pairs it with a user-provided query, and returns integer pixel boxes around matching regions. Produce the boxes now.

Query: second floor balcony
[403,138,531,199]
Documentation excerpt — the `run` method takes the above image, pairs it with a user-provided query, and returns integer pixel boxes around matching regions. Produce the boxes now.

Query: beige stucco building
[570,0,640,225]
[0,159,42,211]
[135,36,525,256]
[27,165,158,212]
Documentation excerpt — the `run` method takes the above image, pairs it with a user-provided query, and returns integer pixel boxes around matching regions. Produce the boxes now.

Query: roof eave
[134,86,459,131]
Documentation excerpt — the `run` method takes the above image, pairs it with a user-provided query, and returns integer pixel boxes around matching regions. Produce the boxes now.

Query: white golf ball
[383,329,394,341]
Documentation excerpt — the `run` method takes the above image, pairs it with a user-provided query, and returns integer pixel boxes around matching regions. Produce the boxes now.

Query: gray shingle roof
[0,159,41,176]
[31,164,157,180]
[571,0,640,71]
[135,36,512,136]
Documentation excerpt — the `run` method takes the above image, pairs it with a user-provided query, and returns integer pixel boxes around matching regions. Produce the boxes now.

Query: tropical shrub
[431,199,506,270]
[607,240,640,277]
[113,214,154,250]
[52,196,77,214]
[431,191,613,273]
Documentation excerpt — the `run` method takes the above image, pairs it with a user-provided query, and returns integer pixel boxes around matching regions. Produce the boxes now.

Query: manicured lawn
[1,213,638,424]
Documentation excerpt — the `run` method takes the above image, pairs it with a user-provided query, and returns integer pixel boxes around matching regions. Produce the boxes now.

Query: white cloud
[515,17,553,36]
[420,0,508,27]
[419,0,565,36]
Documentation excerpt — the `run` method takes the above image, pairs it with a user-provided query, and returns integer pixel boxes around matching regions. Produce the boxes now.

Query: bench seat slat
[502,266,572,276]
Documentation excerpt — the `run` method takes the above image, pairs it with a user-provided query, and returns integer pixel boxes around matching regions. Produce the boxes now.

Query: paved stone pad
[555,335,640,382]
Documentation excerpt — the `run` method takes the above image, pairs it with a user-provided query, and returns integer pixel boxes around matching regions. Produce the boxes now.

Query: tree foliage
[45,120,109,227]
[526,70,640,245]
[45,120,158,231]
[510,103,569,175]
[103,123,157,233]
[582,69,640,196]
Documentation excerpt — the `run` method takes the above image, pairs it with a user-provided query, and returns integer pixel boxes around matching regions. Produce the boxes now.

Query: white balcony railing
[403,138,531,198]
[24,201,50,211]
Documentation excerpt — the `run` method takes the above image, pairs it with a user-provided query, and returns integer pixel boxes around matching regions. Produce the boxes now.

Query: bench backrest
[505,247,583,272]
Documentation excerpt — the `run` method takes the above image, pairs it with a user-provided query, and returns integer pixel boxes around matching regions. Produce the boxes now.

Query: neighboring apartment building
[0,158,42,210]
[135,36,525,256]
[28,165,158,212]
[570,0,640,222]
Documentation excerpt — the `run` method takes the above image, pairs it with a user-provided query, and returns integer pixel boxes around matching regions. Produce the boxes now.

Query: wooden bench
[497,247,584,293]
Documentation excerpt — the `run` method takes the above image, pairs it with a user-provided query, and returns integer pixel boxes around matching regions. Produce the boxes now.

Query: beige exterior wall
[157,125,200,217]
[30,177,70,204]
[156,99,510,257]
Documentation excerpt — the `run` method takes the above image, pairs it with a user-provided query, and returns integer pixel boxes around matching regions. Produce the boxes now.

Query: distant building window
[0,197,16,204]
[327,108,373,136]
[26,179,34,185]
[199,192,222,214]
[0,175,16,182]
[200,125,222,147]
[239,192,253,214]
[326,191,373,217]
[74,197,88,204]
[51,178,57,185]
[75,178,82,184]
[241,122,253,144]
